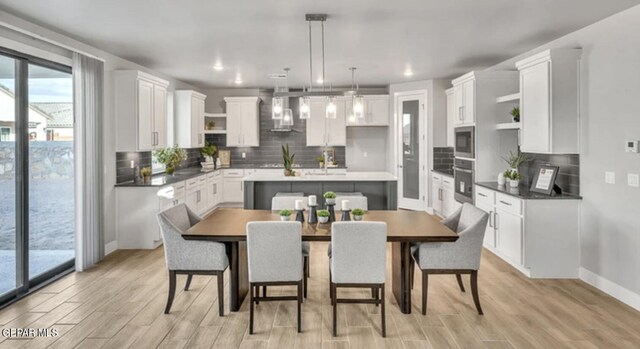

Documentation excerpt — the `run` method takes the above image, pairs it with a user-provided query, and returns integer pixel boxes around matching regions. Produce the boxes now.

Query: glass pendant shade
[283,108,294,126]
[325,97,337,119]
[353,96,365,119]
[272,97,283,120]
[299,97,310,119]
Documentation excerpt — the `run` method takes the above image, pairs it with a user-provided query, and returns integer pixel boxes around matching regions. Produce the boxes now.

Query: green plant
[317,209,330,218]
[279,209,292,217]
[504,169,522,180]
[154,145,187,172]
[201,141,217,158]
[282,144,295,172]
[502,150,529,169]
[323,191,336,199]
[207,121,216,129]
[510,107,520,122]
[140,167,152,177]
[352,208,365,216]
[316,155,325,163]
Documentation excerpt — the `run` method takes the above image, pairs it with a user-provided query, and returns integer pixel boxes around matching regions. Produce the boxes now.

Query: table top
[184,208,458,242]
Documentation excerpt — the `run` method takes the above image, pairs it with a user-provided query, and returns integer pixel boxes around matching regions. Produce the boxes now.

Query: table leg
[226,241,249,312]
[391,241,412,314]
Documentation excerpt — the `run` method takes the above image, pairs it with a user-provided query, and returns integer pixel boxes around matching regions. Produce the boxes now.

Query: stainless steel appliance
[453,158,474,203]
[454,126,475,159]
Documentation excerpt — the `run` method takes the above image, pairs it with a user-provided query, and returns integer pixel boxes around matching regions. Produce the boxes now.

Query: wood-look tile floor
[1,244,639,348]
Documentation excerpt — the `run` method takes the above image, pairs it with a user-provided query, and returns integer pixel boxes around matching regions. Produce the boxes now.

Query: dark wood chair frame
[419,268,482,315]
[259,255,309,301]
[249,280,303,334]
[329,272,386,337]
[165,269,225,316]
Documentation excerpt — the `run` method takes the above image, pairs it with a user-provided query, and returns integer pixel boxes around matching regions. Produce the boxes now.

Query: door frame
[394,90,427,211]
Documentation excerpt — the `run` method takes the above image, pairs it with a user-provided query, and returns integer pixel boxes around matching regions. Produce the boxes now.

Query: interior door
[397,93,425,210]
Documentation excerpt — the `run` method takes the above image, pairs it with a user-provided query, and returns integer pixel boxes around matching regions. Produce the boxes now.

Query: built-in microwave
[454,126,475,159]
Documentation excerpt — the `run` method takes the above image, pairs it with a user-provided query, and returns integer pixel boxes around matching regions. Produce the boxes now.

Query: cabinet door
[366,96,389,125]
[520,62,551,153]
[153,85,167,149]
[223,178,243,202]
[462,80,475,124]
[191,97,205,148]
[446,91,455,147]
[306,99,327,146]
[476,201,495,248]
[137,79,154,151]
[442,188,456,217]
[327,98,346,146]
[431,183,442,215]
[241,101,260,146]
[185,189,199,212]
[453,84,465,126]
[226,102,243,147]
[495,209,523,264]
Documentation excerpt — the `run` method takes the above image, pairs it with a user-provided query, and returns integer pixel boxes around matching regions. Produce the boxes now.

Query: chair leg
[456,274,466,293]
[165,270,176,314]
[371,287,375,299]
[329,271,334,301]
[471,270,483,315]
[184,274,193,291]
[217,271,224,317]
[304,255,310,278]
[331,283,337,337]
[380,284,386,338]
[303,257,308,299]
[422,270,429,315]
[374,287,379,307]
[297,280,303,333]
[263,285,267,299]
[249,283,255,334]
[410,260,415,290]
[255,285,260,305]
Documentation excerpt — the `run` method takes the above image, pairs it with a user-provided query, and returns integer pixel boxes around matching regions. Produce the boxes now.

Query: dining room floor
[1,243,639,349]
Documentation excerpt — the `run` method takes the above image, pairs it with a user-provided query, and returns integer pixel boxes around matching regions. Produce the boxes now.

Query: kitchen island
[243,172,398,210]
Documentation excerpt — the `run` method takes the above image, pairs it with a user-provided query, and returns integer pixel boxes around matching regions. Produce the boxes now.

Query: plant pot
[142,175,150,184]
[318,216,329,224]
[325,198,336,205]
[497,172,506,186]
[319,162,324,168]
[280,215,290,221]
[284,169,294,176]
[508,179,520,188]
[165,166,175,175]
[353,215,363,221]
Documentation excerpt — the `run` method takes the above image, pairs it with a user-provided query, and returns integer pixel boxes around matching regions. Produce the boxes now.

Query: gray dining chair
[330,221,387,337]
[247,221,303,334]
[157,203,228,316]
[411,203,489,315]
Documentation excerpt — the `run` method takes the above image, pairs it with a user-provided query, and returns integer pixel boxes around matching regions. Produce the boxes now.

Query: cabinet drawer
[223,169,244,178]
[431,172,442,184]
[475,186,495,205]
[441,175,454,192]
[185,177,199,189]
[495,193,522,216]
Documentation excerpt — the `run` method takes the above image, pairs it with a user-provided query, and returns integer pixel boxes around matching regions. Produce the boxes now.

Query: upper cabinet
[306,96,347,146]
[452,75,476,126]
[175,90,207,148]
[516,49,581,154]
[114,71,170,152]
[346,95,389,126]
[224,97,261,147]
[445,88,455,147]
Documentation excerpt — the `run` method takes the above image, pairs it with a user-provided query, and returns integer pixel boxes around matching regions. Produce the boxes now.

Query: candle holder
[341,209,351,221]
[295,209,305,223]
[307,205,318,224]
[326,203,336,222]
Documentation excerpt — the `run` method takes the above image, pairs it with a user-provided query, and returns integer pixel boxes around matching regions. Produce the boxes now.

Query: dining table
[183,208,458,314]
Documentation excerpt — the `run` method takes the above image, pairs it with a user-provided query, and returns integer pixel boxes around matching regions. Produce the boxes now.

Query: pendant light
[350,67,365,119]
[272,97,283,120]
[299,96,310,119]
[283,108,294,126]
[326,96,337,119]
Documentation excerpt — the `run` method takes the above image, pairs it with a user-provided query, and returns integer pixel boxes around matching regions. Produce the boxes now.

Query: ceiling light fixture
[404,69,414,77]
[349,67,365,120]
[299,96,310,119]
[213,63,224,71]
[234,77,243,84]
[326,96,337,119]
[272,68,289,120]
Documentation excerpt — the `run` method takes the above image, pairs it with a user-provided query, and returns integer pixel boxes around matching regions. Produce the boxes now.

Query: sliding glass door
[0,49,74,305]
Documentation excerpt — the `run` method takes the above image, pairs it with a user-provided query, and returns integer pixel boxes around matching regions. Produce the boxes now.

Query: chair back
[449,203,489,269]
[335,196,368,211]
[246,221,303,282]
[157,203,201,268]
[331,222,387,284]
[271,196,308,211]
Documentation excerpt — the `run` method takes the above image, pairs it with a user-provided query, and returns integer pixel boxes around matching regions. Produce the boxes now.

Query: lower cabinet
[431,172,460,218]
[495,208,523,265]
[223,169,245,203]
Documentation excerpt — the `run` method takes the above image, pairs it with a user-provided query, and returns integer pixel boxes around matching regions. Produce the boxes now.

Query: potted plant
[140,167,152,183]
[201,141,217,163]
[504,169,522,188]
[206,120,216,130]
[351,208,365,221]
[282,144,296,176]
[154,145,187,175]
[279,209,292,221]
[510,107,520,123]
[317,209,330,223]
[323,191,336,205]
[316,155,325,168]
[502,150,528,174]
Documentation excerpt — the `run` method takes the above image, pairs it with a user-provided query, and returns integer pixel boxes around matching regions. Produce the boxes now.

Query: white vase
[280,216,290,221]
[325,198,336,205]
[353,215,363,221]
[318,216,329,223]
[508,179,520,188]
[497,172,506,186]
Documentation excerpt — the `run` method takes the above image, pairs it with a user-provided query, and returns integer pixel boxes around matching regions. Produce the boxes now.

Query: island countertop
[243,171,397,182]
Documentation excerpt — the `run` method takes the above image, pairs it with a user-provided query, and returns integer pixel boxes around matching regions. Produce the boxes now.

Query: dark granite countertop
[476,182,582,200]
[432,168,454,177]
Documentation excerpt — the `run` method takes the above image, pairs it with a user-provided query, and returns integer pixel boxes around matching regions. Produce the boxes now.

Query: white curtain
[73,52,104,271]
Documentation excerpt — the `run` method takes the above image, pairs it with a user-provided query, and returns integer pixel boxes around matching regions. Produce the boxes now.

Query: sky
[0,78,73,103]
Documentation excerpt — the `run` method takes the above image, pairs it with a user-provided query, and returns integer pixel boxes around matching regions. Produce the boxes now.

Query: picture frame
[218,150,231,168]
[530,165,560,195]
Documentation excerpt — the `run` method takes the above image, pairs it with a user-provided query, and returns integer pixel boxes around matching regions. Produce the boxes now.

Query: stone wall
[0,141,74,179]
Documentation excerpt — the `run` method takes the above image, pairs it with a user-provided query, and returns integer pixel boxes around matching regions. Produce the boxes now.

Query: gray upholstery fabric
[335,196,368,211]
[275,192,304,197]
[157,204,229,271]
[413,203,488,270]
[330,222,387,284]
[247,221,303,283]
[271,196,309,211]
[335,192,363,196]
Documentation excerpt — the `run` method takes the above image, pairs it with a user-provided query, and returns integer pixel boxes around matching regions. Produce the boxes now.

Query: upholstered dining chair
[412,203,489,315]
[247,221,304,334]
[335,194,368,211]
[157,203,228,316]
[330,221,387,337]
[271,195,310,298]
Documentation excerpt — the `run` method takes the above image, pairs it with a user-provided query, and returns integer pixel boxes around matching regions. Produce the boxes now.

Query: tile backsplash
[115,151,151,183]
[433,147,454,172]
[518,153,580,195]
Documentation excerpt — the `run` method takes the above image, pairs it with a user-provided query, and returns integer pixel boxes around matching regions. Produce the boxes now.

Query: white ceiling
[0,0,637,88]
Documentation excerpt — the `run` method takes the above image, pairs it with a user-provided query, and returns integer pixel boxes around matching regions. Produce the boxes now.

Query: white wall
[346,127,387,171]
[489,5,640,308]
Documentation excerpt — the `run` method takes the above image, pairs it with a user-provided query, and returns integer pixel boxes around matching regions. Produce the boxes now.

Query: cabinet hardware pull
[499,200,512,206]
[494,212,499,229]
[478,193,487,197]
[488,210,493,227]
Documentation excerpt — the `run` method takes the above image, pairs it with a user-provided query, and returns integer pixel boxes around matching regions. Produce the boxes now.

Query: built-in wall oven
[453,158,474,204]
[454,126,475,159]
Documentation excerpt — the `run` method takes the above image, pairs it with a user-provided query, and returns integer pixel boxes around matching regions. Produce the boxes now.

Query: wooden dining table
[183,208,457,314]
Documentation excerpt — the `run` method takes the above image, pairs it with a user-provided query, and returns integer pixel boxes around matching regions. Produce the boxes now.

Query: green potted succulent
[140,167,152,183]
[317,209,330,224]
[502,150,529,173]
[323,191,336,205]
[504,169,522,188]
[316,155,325,168]
[154,145,187,175]
[351,208,365,221]
[279,209,292,221]
[282,144,296,176]
[510,107,520,123]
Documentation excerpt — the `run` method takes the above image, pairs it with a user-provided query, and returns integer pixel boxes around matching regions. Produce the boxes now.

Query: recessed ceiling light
[404,69,414,77]
[213,63,224,71]
[234,78,243,85]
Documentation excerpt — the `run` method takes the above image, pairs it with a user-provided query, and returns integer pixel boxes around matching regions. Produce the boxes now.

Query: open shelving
[204,112,227,134]
[496,93,520,103]
[496,122,521,130]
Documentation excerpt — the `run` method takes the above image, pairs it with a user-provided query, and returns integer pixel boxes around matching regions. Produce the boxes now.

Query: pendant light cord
[308,21,313,91]
[321,20,326,91]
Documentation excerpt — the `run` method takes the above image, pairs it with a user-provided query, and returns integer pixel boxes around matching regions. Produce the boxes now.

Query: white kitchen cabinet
[346,95,389,126]
[445,88,455,147]
[452,75,475,126]
[306,97,346,146]
[175,90,207,148]
[431,172,458,217]
[206,171,222,208]
[495,208,523,265]
[222,169,245,203]
[516,49,581,154]
[225,97,261,147]
[114,70,170,151]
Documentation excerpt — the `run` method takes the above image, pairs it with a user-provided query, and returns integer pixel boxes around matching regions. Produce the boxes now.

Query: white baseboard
[105,241,118,256]
[579,267,640,311]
